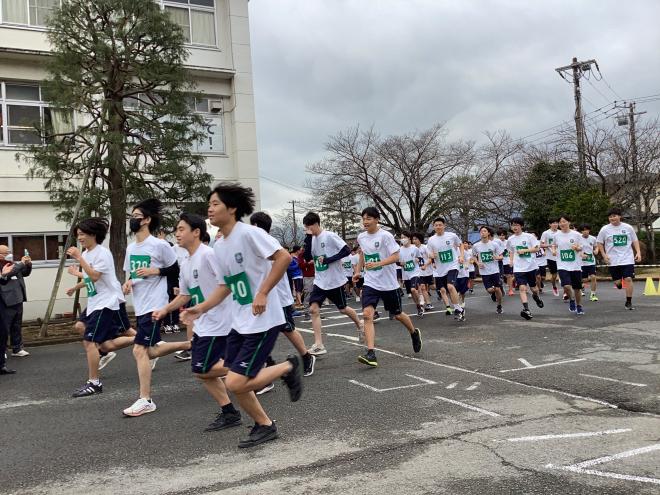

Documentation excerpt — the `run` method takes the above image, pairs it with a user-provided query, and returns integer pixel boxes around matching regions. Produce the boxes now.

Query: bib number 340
[224,272,254,305]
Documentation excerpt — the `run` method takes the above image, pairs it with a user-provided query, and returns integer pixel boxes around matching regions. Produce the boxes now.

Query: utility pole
[288,200,297,243]
[555,57,598,180]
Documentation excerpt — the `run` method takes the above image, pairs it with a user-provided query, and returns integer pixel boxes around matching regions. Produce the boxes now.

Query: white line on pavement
[503,428,632,443]
[573,443,660,469]
[499,358,586,373]
[434,396,501,417]
[0,399,50,410]
[579,374,648,387]
[465,382,481,391]
[348,373,437,393]
[518,358,534,368]
[446,382,458,389]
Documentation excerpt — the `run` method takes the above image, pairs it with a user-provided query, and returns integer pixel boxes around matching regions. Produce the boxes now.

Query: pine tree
[21,0,212,279]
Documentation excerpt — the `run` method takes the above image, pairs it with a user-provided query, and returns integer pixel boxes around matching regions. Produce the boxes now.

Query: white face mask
[401,237,410,246]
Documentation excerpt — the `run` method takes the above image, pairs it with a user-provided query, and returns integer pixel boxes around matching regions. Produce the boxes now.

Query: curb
[24,336,81,347]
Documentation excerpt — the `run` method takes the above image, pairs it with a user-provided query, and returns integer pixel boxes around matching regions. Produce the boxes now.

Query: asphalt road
[1,281,659,494]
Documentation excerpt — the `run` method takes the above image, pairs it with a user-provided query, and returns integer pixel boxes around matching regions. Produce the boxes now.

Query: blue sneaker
[569,300,576,312]
[576,305,585,316]
[291,310,303,317]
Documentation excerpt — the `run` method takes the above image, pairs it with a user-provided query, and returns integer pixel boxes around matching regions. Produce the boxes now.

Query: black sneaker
[533,294,544,308]
[238,423,279,448]
[624,301,635,310]
[496,304,502,314]
[205,410,242,432]
[424,303,433,311]
[282,355,303,402]
[72,381,102,398]
[411,328,422,353]
[303,354,316,377]
[417,306,424,317]
[454,309,465,321]
[445,306,452,315]
[373,311,380,321]
[520,309,533,320]
[358,350,378,367]
[490,293,497,302]
[174,350,192,361]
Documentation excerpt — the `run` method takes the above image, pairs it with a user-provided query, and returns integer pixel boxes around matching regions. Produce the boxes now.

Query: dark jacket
[0,262,32,307]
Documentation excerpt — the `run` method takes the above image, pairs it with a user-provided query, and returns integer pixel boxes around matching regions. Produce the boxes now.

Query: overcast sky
[248,0,660,216]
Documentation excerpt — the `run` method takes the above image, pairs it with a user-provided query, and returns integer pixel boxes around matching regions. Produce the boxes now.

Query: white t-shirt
[535,246,547,267]
[580,234,597,266]
[174,245,189,265]
[350,253,364,277]
[597,222,638,266]
[472,240,502,276]
[399,245,421,280]
[341,256,354,278]
[552,230,583,271]
[466,249,476,273]
[212,222,285,334]
[541,229,559,262]
[82,245,122,314]
[311,230,348,290]
[494,238,510,266]
[416,244,432,276]
[179,244,231,337]
[426,232,462,277]
[506,233,538,273]
[124,235,177,316]
[357,228,400,291]
[275,270,295,307]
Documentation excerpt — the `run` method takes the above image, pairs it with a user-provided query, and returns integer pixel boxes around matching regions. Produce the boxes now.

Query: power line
[260,174,310,195]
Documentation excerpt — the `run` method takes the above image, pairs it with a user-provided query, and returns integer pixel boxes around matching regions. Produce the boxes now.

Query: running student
[288,245,304,308]
[425,217,465,321]
[496,229,514,296]
[348,246,362,301]
[152,213,241,432]
[532,232,547,294]
[579,224,599,301]
[411,233,433,311]
[122,199,191,417]
[506,218,544,320]
[596,207,641,310]
[302,212,363,355]
[183,183,302,448]
[550,214,585,316]
[66,218,135,397]
[456,242,472,307]
[353,207,422,367]
[541,218,560,296]
[398,231,424,317]
[341,252,355,299]
[472,226,504,314]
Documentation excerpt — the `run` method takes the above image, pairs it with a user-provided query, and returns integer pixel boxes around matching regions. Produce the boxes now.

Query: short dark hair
[497,228,508,236]
[401,230,412,238]
[133,198,163,233]
[208,182,255,221]
[411,232,425,243]
[558,213,572,222]
[433,217,446,225]
[479,225,494,236]
[607,207,623,217]
[510,217,524,227]
[548,217,559,224]
[75,217,109,244]
[292,245,301,252]
[302,211,320,227]
[361,206,380,219]
[250,211,273,233]
[578,223,591,231]
[178,213,207,240]
[201,232,211,244]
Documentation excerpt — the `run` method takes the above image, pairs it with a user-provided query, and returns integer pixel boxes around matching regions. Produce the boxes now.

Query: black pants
[0,299,23,355]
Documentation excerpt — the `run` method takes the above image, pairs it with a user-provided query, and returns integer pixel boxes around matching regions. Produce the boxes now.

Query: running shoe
[282,355,303,402]
[576,305,585,316]
[496,305,503,314]
[407,293,412,298]
[445,306,452,315]
[490,293,497,302]
[520,308,533,320]
[307,344,327,356]
[256,383,274,395]
[72,381,102,398]
[162,325,172,334]
[291,310,303,317]
[11,349,29,357]
[238,423,279,448]
[569,300,576,312]
[358,350,378,367]
[417,306,424,317]
[355,297,360,302]
[469,288,474,294]
[411,328,422,353]
[624,301,635,311]
[98,351,117,370]
[303,354,316,377]
[552,286,559,296]
[532,294,544,308]
[590,293,599,302]
[373,311,380,320]
[424,303,433,310]
[615,280,623,290]
[454,308,465,321]
[580,290,586,297]
[171,324,181,333]
[303,313,311,321]
[563,294,569,302]
[174,350,191,361]
[205,410,242,432]
[123,398,157,417]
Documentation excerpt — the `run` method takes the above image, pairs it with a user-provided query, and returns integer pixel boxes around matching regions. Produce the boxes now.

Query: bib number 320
[224,272,254,306]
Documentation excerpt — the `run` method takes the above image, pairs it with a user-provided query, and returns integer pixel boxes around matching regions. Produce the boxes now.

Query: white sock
[90,378,101,385]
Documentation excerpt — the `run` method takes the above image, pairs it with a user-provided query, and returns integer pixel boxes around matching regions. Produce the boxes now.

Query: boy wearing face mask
[398,232,424,317]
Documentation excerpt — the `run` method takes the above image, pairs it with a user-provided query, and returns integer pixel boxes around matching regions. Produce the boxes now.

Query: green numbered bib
[516,246,531,258]
[83,276,97,298]
[403,260,415,271]
[313,255,328,272]
[364,253,382,270]
[188,286,205,306]
[129,254,151,279]
[613,234,628,247]
[560,249,576,262]
[224,272,254,305]
[342,261,352,270]
[503,249,509,257]
[438,249,454,263]
[584,253,594,263]
[480,251,494,263]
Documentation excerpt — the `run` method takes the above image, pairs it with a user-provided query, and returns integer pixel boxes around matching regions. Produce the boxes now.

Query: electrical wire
[260,174,310,195]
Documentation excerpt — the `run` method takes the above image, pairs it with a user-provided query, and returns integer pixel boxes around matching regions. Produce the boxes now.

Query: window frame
[0,0,61,28]
[159,0,217,48]
[0,231,71,265]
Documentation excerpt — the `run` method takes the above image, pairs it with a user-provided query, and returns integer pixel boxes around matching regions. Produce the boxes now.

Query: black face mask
[129,218,144,233]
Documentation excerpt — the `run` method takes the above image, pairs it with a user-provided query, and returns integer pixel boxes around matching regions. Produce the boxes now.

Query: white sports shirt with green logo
[541,229,559,262]
[426,232,462,277]
[311,230,349,290]
[357,228,400,291]
[506,233,538,273]
[471,240,502,276]
[399,245,421,280]
[580,234,597,266]
[81,245,122,314]
[596,222,637,266]
[552,230,583,271]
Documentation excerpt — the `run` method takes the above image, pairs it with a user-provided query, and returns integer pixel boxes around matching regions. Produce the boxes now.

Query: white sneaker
[407,293,412,298]
[123,398,157,417]
[307,344,327,356]
[11,349,30,357]
[98,351,116,370]
[355,296,360,302]
[150,357,159,370]
[256,383,274,395]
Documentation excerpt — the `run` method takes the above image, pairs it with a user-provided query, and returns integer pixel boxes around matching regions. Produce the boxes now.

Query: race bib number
[313,255,328,272]
[560,249,576,262]
[342,261,352,270]
[224,272,254,305]
[83,277,97,298]
[502,249,509,257]
[613,234,628,247]
[129,254,151,279]
[438,249,454,264]
[403,260,415,272]
[188,286,205,306]
[516,246,531,258]
[584,253,594,263]
[480,251,494,263]
[364,253,382,270]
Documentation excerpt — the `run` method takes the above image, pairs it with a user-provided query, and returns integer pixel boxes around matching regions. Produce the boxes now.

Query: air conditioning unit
[210,100,223,113]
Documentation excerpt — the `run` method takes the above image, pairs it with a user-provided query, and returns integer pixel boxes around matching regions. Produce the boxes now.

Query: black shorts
[346,276,354,287]
[82,308,120,344]
[558,270,583,290]
[191,334,227,374]
[403,277,419,291]
[455,277,469,295]
[420,275,434,286]
[537,265,547,278]
[293,278,304,293]
[434,270,458,291]
[281,305,295,332]
[482,273,502,290]
[117,302,131,333]
[503,264,513,275]
[134,313,162,347]
[361,286,403,315]
[396,267,403,280]
[356,277,364,288]
[224,327,280,378]
[581,265,596,278]
[309,284,348,309]
[514,270,537,288]
[547,259,558,275]
[468,271,476,280]
[609,264,634,280]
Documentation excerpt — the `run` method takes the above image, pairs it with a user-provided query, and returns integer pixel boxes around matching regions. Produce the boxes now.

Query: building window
[1,0,59,27]
[0,232,68,264]
[161,0,216,47]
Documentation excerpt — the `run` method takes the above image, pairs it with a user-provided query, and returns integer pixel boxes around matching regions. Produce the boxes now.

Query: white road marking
[573,443,660,469]
[434,396,501,417]
[0,399,50,410]
[348,374,437,393]
[504,428,632,443]
[465,382,481,391]
[446,382,458,389]
[499,358,586,373]
[579,373,648,387]
[518,358,534,368]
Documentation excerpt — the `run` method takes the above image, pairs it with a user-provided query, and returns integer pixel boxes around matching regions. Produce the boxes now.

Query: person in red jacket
[295,246,315,319]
